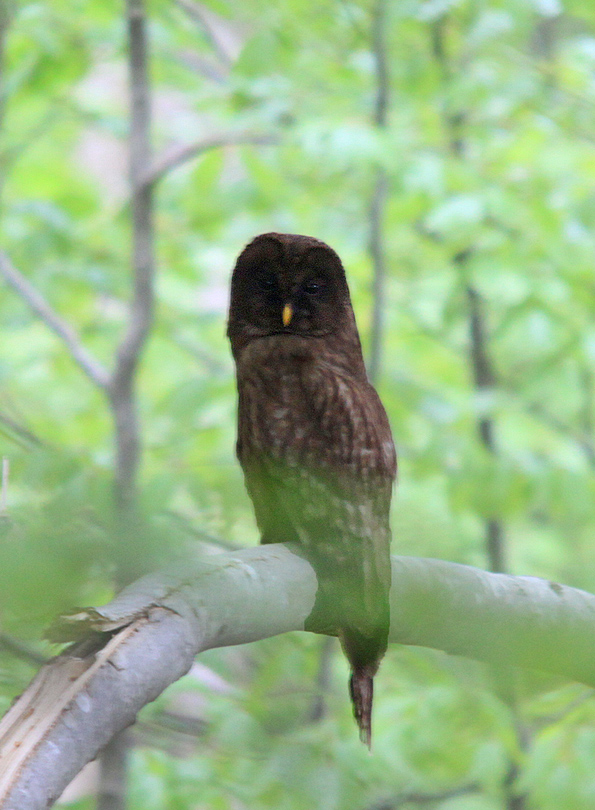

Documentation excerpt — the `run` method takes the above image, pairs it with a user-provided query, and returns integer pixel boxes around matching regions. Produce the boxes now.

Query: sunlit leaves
[3,0,595,806]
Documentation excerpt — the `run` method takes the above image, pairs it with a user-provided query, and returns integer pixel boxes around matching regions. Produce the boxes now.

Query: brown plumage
[227,232,396,746]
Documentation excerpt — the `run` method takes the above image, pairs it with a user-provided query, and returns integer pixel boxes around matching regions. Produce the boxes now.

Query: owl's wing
[243,453,393,636]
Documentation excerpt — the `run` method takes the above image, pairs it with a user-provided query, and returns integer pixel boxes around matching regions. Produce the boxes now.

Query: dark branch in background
[430,16,506,576]
[107,0,155,513]
[367,0,389,385]
[4,546,595,809]
[370,0,388,131]
[0,457,7,521]
[401,268,595,469]
[579,365,595,468]
[466,282,506,574]
[466,284,496,444]
[431,16,521,807]
[0,0,10,134]
[307,636,335,723]
[371,783,479,809]
[0,253,110,390]
[430,16,467,157]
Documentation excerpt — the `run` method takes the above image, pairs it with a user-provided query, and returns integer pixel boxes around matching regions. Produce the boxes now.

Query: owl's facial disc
[248,261,342,337]
[228,234,357,352]
[277,270,337,335]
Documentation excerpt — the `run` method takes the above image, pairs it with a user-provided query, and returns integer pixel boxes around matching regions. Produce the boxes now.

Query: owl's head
[227,233,359,356]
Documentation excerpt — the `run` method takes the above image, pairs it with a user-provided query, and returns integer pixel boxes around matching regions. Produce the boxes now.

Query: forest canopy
[2,1,595,808]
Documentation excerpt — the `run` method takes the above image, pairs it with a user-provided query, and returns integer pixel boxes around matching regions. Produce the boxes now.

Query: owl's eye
[258,274,277,292]
[303,279,325,295]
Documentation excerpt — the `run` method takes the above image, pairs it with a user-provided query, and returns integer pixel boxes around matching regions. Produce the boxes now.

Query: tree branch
[0,252,110,390]
[94,1,156,803]
[0,412,44,449]
[0,0,11,135]
[367,0,389,385]
[466,282,507,574]
[175,0,235,67]
[141,131,276,190]
[3,545,595,809]
[0,634,47,667]
[370,783,479,809]
[108,0,155,510]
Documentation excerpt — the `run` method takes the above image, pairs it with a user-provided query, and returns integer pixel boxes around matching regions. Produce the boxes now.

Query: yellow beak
[282,303,293,327]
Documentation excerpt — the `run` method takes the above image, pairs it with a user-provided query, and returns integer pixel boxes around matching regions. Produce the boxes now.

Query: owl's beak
[282,303,293,327]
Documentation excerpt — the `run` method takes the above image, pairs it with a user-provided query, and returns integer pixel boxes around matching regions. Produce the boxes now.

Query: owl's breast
[235,335,395,479]
[236,341,314,460]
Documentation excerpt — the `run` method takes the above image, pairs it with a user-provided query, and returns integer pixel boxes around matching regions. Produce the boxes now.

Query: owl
[227,233,396,746]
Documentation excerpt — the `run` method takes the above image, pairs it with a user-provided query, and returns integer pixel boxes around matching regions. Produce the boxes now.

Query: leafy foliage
[2,0,595,807]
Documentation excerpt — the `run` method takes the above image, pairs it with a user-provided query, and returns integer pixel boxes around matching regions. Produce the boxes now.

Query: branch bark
[107,0,155,512]
[0,252,110,390]
[466,282,506,574]
[141,131,276,190]
[2,545,595,809]
[367,0,389,385]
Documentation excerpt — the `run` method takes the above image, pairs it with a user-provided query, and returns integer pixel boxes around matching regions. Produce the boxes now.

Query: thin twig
[168,330,229,375]
[370,783,479,809]
[0,412,44,449]
[367,0,389,385]
[1,108,63,186]
[0,0,10,134]
[149,131,274,187]
[175,0,235,66]
[0,456,7,516]
[0,252,110,390]
[579,365,595,468]
[522,397,595,469]
[161,509,240,550]
[0,633,48,666]
[141,131,276,189]
[371,0,388,131]
[368,170,388,385]
[337,0,368,40]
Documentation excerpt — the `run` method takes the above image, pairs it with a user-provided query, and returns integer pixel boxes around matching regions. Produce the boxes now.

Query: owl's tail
[341,623,386,748]
[349,668,374,749]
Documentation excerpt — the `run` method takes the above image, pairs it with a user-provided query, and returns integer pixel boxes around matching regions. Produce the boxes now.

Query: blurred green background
[2,0,595,807]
